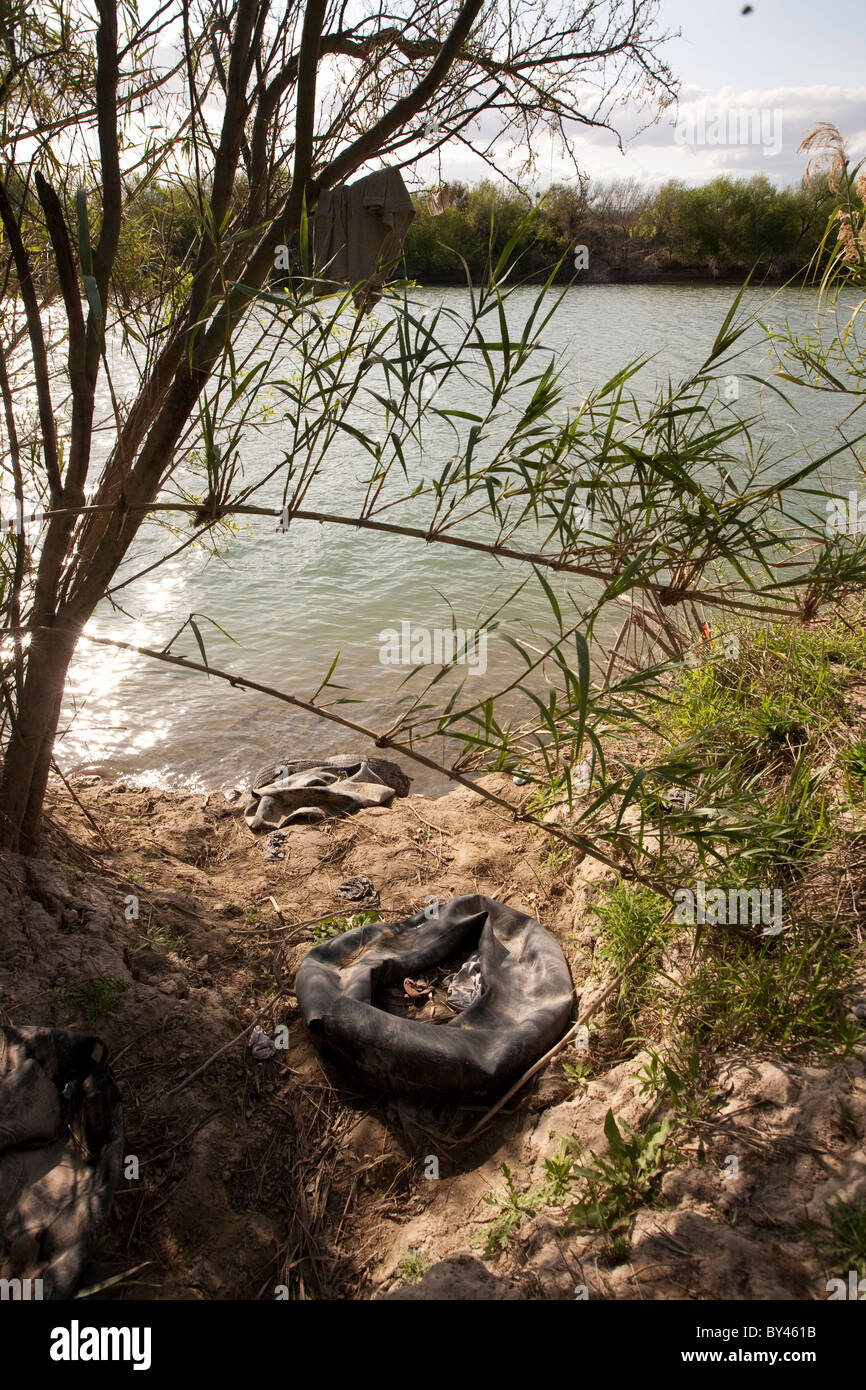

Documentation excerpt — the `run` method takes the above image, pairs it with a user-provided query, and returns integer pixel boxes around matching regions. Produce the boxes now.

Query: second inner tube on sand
[0,1025,123,1299]
[295,894,573,1099]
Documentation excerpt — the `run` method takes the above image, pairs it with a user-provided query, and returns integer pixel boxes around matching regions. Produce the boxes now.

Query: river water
[57,282,862,794]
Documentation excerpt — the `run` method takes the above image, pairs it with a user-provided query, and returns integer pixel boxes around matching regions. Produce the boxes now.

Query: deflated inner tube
[295,895,573,1099]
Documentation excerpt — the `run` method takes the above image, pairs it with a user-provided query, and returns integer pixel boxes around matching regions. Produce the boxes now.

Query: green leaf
[188,618,209,672]
[533,564,562,634]
[603,1108,627,1161]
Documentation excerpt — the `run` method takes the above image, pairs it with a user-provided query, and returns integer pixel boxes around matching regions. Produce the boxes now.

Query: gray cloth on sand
[313,168,415,311]
[244,753,411,833]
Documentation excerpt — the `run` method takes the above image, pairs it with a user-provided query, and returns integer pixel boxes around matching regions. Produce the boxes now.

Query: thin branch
[38,500,801,619]
[64,627,629,877]
[0,175,61,500]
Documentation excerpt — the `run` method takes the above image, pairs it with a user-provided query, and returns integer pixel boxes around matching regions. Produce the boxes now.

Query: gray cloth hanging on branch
[312,168,415,311]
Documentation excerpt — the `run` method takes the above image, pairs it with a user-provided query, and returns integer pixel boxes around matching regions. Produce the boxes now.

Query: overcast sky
[426,0,866,190]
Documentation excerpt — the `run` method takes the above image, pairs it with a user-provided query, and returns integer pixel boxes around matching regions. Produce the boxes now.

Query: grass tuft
[53,974,127,1027]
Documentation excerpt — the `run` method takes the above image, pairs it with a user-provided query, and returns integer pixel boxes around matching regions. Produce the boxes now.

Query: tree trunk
[0,622,81,853]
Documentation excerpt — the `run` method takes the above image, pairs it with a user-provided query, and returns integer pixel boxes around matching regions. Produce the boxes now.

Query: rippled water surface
[58,283,860,793]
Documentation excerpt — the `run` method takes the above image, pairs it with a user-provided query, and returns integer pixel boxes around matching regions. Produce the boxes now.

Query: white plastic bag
[446,952,483,1009]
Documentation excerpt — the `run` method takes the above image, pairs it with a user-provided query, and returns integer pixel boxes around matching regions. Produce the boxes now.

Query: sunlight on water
[57,283,859,793]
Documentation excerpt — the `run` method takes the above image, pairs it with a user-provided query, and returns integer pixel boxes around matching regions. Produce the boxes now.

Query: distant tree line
[402,174,837,283]
[5,171,838,306]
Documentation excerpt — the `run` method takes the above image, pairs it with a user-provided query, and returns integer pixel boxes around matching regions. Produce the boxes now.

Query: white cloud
[412,84,866,191]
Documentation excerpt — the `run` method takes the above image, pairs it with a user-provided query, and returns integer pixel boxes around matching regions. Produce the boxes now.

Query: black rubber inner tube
[296,894,573,1099]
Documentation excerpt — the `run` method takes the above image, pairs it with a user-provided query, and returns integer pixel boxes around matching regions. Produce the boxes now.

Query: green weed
[673,622,850,762]
[841,739,866,798]
[563,1057,593,1089]
[53,975,127,1027]
[562,1109,673,1260]
[634,1047,717,1125]
[475,1110,670,1264]
[677,919,860,1058]
[397,1250,430,1284]
[816,1196,866,1281]
[543,840,575,872]
[475,1163,552,1259]
[589,882,672,1014]
[305,910,379,942]
[138,921,185,952]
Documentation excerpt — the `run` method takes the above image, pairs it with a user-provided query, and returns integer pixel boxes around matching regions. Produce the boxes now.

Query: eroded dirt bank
[1,771,864,1300]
